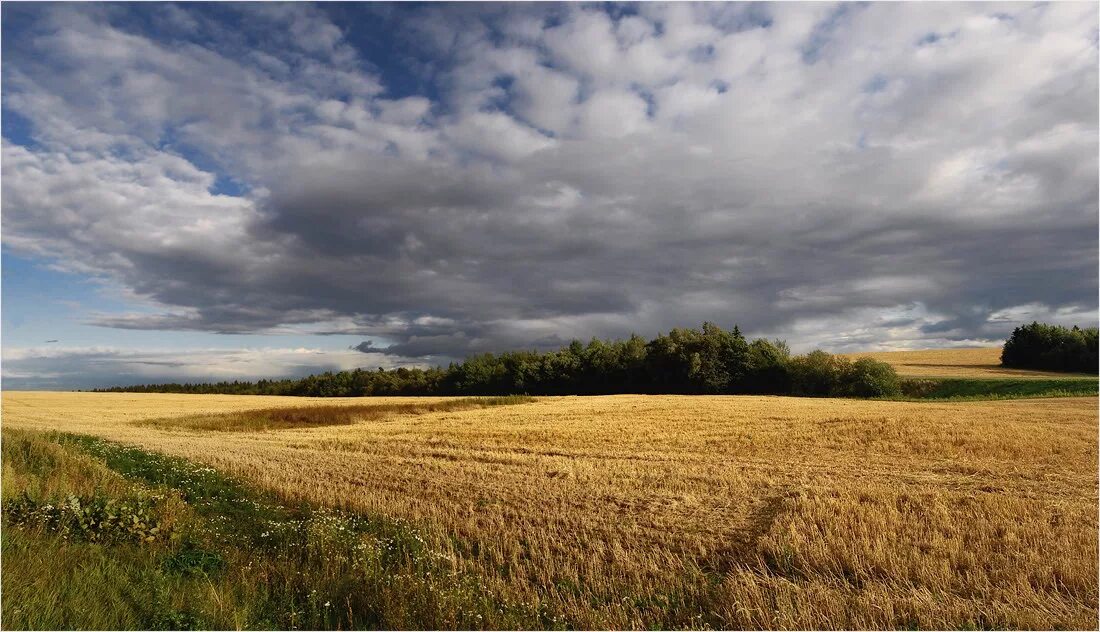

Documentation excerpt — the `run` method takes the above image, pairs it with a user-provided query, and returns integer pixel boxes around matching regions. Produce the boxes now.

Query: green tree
[1002,322,1098,373]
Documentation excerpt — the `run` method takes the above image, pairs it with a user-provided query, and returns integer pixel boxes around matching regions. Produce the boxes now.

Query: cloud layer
[3,3,1097,380]
[1,344,414,390]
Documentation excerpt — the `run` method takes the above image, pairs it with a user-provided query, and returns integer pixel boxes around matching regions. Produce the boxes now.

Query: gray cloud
[2,2,1096,371]
[1,345,414,390]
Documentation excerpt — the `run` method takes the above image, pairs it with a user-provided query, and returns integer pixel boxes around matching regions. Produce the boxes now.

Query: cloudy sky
[2,2,1097,389]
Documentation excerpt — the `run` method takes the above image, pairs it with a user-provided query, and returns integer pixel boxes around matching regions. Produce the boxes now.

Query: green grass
[137,395,538,432]
[1,428,551,630]
[897,377,1098,401]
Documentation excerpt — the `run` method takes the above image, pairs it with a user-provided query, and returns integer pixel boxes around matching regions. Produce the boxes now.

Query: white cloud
[2,141,259,268]
[987,303,1099,329]
[578,90,651,139]
[511,66,580,134]
[542,10,621,82]
[1,1,1095,385]
[444,111,556,161]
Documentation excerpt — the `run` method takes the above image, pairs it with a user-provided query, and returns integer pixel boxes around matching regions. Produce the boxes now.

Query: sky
[2,2,1097,390]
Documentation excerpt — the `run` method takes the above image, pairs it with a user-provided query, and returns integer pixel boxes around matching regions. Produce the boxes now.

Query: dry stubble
[841,346,1093,379]
[3,390,1096,628]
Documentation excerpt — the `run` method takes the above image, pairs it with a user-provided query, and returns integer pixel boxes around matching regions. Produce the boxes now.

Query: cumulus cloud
[2,2,1096,381]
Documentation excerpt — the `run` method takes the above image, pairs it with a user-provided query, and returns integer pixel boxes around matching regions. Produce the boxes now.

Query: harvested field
[2,390,1097,629]
[842,346,1096,378]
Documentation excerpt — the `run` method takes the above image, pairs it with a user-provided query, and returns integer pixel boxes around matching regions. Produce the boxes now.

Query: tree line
[94,323,903,398]
[1001,322,1098,373]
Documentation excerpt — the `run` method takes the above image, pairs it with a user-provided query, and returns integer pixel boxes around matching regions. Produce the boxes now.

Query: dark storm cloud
[2,1,1097,381]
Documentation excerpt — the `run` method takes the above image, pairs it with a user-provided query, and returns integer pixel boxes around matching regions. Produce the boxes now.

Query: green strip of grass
[2,429,554,630]
[0,427,773,631]
[897,377,1098,401]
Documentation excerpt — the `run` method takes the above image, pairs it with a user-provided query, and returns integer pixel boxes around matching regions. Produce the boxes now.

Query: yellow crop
[3,389,1096,628]
[841,346,1093,378]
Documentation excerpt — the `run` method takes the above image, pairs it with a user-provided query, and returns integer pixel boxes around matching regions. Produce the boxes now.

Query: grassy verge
[0,426,779,630]
[898,377,1097,401]
[1,428,550,630]
[137,395,537,432]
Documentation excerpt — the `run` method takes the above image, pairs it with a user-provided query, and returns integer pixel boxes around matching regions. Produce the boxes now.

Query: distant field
[3,391,1097,629]
[843,346,1095,378]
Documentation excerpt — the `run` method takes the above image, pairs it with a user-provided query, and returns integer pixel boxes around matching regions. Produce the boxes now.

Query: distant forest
[1001,322,1098,373]
[95,323,901,398]
[96,321,1097,398]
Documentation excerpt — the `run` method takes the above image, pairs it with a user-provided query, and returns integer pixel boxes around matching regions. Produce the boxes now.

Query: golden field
[841,346,1092,379]
[3,390,1098,629]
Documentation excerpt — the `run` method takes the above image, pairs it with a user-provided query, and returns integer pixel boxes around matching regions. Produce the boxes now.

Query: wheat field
[3,389,1097,629]
[841,346,1093,379]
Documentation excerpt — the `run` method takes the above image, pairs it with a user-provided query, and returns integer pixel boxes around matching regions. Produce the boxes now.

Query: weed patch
[5,491,176,544]
[137,395,537,432]
[897,377,1097,401]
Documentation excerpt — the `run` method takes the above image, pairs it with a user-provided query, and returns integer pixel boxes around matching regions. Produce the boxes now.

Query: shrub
[788,350,848,396]
[840,358,901,397]
[899,378,940,398]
